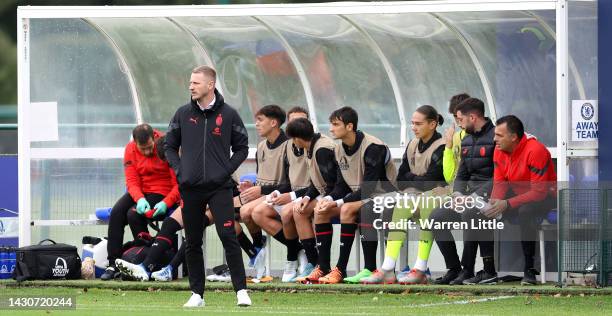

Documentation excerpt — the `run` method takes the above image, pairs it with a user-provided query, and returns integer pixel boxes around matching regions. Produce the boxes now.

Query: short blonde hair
[192,65,216,81]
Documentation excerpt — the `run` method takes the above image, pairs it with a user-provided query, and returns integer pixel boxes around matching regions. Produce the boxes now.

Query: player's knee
[340,204,358,222]
[126,209,142,223]
[280,208,293,224]
[251,204,266,223]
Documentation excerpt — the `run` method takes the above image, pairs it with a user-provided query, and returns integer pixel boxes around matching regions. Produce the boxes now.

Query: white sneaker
[254,248,267,279]
[297,249,308,275]
[236,289,251,307]
[217,271,231,283]
[115,259,149,281]
[151,265,173,282]
[207,271,231,282]
[183,292,204,308]
[206,273,220,282]
[281,260,298,282]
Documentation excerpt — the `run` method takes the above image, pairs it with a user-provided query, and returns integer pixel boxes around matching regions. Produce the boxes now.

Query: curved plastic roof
[27,4,596,149]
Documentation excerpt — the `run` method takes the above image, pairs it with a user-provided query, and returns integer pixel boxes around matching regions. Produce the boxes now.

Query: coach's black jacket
[165,89,249,190]
[453,118,495,197]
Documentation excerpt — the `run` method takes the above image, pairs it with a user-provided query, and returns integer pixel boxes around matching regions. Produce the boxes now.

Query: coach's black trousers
[181,186,246,296]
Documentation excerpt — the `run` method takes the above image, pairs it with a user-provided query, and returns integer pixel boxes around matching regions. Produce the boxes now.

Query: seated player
[239,105,291,277]
[102,124,179,280]
[360,105,446,284]
[282,117,339,283]
[314,106,397,284]
[251,107,311,282]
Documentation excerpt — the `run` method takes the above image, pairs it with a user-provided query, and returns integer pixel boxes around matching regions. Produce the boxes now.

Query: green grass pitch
[1,281,611,315]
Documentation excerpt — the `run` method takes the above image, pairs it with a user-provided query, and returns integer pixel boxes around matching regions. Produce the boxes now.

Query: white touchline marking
[407,295,517,308]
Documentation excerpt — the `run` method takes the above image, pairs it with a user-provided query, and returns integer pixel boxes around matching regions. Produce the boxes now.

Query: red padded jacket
[124,130,180,207]
[491,134,556,208]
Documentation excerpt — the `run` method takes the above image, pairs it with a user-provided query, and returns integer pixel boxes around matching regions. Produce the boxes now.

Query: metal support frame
[167,17,224,95]
[340,15,408,147]
[556,0,570,286]
[18,2,570,264]
[17,14,31,247]
[83,18,142,124]
[431,13,497,122]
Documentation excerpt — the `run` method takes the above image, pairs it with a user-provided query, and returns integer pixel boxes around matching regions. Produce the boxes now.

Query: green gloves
[153,201,167,218]
[136,198,151,215]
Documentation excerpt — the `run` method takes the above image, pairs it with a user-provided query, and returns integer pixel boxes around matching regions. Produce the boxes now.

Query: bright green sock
[413,190,444,271]
[382,202,414,270]
[385,240,403,261]
[416,230,434,261]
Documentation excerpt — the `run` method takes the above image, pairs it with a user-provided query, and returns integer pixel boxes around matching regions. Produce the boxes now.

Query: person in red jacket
[485,115,556,285]
[101,123,180,280]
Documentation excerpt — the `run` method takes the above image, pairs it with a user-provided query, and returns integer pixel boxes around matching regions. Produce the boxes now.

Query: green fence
[559,188,612,286]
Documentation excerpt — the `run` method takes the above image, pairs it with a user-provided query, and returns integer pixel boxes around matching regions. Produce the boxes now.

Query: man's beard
[464,124,475,134]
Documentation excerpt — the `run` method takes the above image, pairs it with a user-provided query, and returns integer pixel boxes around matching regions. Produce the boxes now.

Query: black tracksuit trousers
[181,186,246,296]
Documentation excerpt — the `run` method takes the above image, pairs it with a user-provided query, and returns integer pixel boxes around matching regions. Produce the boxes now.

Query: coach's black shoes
[521,268,540,285]
[450,269,474,285]
[463,270,498,285]
[100,266,120,281]
[432,268,460,285]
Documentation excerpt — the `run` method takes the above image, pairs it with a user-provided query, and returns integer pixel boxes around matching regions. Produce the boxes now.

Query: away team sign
[572,100,598,142]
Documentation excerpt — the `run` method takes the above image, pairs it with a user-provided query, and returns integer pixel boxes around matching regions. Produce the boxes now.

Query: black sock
[361,240,378,272]
[336,223,357,273]
[273,230,300,261]
[272,229,288,245]
[359,221,378,272]
[315,223,333,272]
[170,242,185,270]
[301,238,318,266]
[483,256,496,274]
[144,217,181,272]
[286,238,301,262]
[251,231,264,248]
[237,231,257,259]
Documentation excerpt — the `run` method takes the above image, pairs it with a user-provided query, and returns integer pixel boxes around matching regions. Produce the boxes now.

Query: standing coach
[165,66,251,308]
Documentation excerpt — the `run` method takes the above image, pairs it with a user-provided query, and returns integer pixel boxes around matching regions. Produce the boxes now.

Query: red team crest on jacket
[213,114,222,136]
[480,146,486,157]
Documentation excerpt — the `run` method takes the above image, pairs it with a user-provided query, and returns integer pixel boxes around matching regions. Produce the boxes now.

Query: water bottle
[0,247,8,279]
[8,247,16,276]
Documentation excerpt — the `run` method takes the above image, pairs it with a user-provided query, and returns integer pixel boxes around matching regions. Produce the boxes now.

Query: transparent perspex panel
[174,16,307,145]
[89,17,209,127]
[351,13,487,142]
[439,11,557,146]
[261,15,401,146]
[568,1,598,149]
[29,18,136,148]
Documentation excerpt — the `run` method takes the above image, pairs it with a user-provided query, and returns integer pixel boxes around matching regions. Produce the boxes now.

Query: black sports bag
[12,239,82,282]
